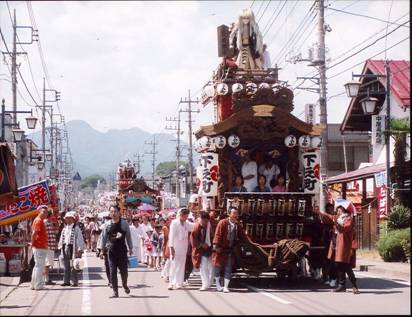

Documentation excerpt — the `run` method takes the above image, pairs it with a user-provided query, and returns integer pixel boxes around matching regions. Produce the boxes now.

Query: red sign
[376,184,387,219]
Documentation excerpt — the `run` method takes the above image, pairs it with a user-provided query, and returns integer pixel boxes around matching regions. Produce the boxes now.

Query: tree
[156,161,188,177]
[79,174,106,190]
[388,118,410,207]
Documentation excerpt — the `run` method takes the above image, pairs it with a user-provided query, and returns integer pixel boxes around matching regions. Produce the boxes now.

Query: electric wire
[261,1,283,36]
[261,0,287,38]
[257,1,272,24]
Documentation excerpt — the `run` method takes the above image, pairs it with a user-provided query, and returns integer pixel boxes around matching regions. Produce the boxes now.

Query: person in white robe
[167,208,195,290]
[129,216,147,263]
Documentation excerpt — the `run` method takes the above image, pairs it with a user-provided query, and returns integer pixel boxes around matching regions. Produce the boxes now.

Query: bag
[72,258,84,271]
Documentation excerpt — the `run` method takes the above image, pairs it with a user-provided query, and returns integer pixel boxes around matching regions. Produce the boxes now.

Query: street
[0,252,410,315]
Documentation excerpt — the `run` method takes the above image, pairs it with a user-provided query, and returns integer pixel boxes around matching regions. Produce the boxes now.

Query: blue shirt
[253,186,271,193]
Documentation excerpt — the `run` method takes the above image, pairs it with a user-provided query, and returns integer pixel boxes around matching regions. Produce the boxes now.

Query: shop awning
[326,162,390,184]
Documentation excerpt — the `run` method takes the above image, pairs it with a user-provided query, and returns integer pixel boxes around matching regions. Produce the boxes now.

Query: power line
[325,0,360,18]
[257,1,272,24]
[261,0,283,35]
[326,6,410,28]
[254,1,266,19]
[262,0,287,38]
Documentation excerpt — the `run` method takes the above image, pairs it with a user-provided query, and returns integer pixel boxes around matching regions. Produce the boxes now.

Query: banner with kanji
[302,151,320,194]
[0,180,54,226]
[199,152,219,196]
[375,171,387,219]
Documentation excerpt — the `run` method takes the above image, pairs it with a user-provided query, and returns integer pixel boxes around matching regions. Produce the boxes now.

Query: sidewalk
[0,275,21,302]
[355,256,411,282]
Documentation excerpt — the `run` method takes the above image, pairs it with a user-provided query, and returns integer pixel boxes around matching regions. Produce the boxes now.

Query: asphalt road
[0,252,410,315]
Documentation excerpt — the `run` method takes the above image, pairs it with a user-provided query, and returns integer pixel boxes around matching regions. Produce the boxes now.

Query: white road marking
[356,272,411,286]
[245,285,292,305]
[81,254,92,315]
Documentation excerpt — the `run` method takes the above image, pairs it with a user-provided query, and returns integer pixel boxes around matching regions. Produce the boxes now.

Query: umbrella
[334,198,356,214]
[138,203,157,211]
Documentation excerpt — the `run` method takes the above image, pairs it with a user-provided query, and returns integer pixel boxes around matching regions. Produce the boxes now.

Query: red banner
[376,184,387,219]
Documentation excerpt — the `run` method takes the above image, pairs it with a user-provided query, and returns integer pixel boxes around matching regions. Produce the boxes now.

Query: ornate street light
[12,128,25,142]
[45,153,53,161]
[360,97,379,114]
[37,160,45,170]
[344,80,361,98]
[25,115,38,129]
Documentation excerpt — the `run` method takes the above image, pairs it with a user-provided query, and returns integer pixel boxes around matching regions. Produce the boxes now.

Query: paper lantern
[199,136,212,151]
[259,82,270,89]
[245,82,258,95]
[228,134,240,148]
[213,135,226,149]
[299,135,311,148]
[311,136,322,148]
[216,83,229,95]
[204,84,215,97]
[284,135,297,148]
[232,83,243,94]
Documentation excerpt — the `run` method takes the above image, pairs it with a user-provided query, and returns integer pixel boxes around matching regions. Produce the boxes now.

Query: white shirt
[242,160,258,192]
[258,163,280,188]
[130,224,147,243]
[62,224,74,245]
[168,218,195,256]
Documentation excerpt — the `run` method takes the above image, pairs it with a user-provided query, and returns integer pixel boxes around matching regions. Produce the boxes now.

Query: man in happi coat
[191,211,214,291]
[167,208,195,290]
[212,207,249,293]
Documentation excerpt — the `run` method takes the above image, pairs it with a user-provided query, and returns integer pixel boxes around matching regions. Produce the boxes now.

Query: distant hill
[29,120,190,178]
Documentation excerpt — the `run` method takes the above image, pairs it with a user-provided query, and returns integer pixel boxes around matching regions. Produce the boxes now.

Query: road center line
[81,254,92,315]
[355,272,411,286]
[245,284,292,305]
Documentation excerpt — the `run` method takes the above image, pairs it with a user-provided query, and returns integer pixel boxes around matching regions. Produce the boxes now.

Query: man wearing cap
[30,205,49,290]
[100,205,133,298]
[167,208,195,290]
[58,211,85,287]
[161,211,176,281]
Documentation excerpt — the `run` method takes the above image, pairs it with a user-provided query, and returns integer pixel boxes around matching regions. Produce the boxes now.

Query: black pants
[323,258,337,280]
[108,250,128,292]
[184,254,193,281]
[104,253,111,283]
[336,262,357,288]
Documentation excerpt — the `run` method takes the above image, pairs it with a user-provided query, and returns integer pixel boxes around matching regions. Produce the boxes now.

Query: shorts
[45,249,56,267]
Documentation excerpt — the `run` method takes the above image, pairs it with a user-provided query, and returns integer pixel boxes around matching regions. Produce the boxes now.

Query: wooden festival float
[194,8,324,277]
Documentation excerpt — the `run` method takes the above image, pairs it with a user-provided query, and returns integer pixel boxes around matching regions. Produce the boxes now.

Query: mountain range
[29,120,189,179]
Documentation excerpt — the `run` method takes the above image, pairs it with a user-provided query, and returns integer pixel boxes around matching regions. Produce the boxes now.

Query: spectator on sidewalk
[58,211,85,287]
[30,205,49,290]
[44,209,59,285]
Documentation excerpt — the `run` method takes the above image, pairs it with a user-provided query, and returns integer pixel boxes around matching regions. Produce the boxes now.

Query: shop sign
[199,152,219,196]
[372,115,385,145]
[375,171,387,218]
[302,151,320,193]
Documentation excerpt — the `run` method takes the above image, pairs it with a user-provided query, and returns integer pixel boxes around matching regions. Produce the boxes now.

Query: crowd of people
[26,198,360,297]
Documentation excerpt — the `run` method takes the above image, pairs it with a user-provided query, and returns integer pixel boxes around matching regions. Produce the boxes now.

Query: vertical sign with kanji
[305,103,316,125]
[302,151,320,194]
[199,152,219,196]
[375,171,387,219]
[371,115,386,145]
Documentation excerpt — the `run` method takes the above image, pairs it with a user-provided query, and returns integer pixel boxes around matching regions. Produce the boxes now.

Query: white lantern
[228,134,240,148]
[194,139,201,153]
[216,83,229,95]
[232,83,243,94]
[245,82,258,95]
[259,82,270,89]
[284,135,297,148]
[199,136,212,151]
[213,135,226,149]
[204,84,215,97]
[311,136,322,148]
[298,135,311,148]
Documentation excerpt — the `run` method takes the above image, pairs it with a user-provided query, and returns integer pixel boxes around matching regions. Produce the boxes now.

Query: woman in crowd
[253,174,271,192]
[272,174,287,192]
[231,175,247,192]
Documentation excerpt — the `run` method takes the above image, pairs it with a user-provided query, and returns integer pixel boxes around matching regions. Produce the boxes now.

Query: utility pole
[145,136,158,188]
[133,153,144,175]
[166,111,183,200]
[317,0,328,213]
[11,10,17,124]
[180,90,200,195]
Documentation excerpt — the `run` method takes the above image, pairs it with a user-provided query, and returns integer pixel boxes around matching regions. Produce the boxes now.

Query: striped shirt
[45,219,58,250]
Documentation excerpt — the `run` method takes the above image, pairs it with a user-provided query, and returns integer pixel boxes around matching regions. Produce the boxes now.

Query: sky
[0,0,410,144]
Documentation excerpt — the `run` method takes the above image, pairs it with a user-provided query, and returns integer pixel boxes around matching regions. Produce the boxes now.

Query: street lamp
[37,160,45,170]
[344,80,361,98]
[45,153,53,161]
[25,115,38,130]
[360,97,379,114]
[12,128,25,142]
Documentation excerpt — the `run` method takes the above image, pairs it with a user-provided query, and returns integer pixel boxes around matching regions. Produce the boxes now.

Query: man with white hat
[160,211,176,281]
[167,208,195,290]
[58,211,85,287]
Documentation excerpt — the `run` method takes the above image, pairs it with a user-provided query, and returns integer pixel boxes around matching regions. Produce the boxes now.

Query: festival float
[195,8,324,277]
[116,159,160,218]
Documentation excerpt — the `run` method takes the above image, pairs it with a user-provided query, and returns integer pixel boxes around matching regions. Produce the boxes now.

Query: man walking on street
[191,211,214,291]
[44,209,58,285]
[168,208,195,290]
[58,211,85,287]
[161,211,175,282]
[100,205,133,298]
[30,205,49,290]
[212,207,249,293]
[97,215,112,287]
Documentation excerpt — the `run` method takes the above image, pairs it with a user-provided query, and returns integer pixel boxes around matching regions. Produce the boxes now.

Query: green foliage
[390,118,410,133]
[376,228,410,262]
[155,161,187,177]
[387,205,411,230]
[79,174,106,189]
